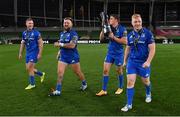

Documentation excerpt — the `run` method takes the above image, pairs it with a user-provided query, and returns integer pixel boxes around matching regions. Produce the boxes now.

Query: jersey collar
[133,28,144,35]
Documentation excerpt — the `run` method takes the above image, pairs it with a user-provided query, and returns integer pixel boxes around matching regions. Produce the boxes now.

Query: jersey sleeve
[21,32,26,43]
[116,26,127,39]
[59,32,62,42]
[147,30,155,44]
[127,32,132,46]
[71,31,79,44]
[121,27,127,38]
[36,31,42,40]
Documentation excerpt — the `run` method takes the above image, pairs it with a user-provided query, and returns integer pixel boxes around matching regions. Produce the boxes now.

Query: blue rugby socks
[102,76,109,91]
[82,80,87,86]
[29,76,35,85]
[56,83,62,92]
[127,88,135,106]
[34,70,43,76]
[118,75,124,89]
[145,83,151,95]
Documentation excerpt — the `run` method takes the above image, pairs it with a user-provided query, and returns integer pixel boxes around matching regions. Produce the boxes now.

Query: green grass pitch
[0,44,180,116]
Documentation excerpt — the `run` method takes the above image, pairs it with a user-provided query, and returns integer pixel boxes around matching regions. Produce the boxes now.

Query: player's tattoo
[71,36,78,44]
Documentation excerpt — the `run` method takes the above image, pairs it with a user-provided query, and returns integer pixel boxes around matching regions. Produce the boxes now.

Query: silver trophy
[100,12,112,37]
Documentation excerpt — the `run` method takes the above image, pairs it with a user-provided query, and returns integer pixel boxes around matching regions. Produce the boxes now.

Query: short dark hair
[110,14,120,23]
[64,17,73,23]
[26,18,33,22]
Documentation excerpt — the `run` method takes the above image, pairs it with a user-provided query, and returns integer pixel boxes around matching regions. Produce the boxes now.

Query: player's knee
[103,69,109,75]
[116,69,123,75]
[27,64,34,72]
[57,75,63,83]
[57,70,64,77]
[127,80,135,87]
[143,79,150,85]
[74,70,81,76]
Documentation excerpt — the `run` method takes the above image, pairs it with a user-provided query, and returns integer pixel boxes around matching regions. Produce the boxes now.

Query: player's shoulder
[143,27,153,35]
[127,30,133,37]
[59,31,63,35]
[22,30,27,34]
[33,28,41,34]
[70,29,78,35]
[118,24,126,30]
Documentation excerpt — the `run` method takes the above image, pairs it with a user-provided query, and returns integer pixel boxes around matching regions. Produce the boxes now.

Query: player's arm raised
[123,45,130,67]
[113,36,127,45]
[19,40,25,60]
[99,31,104,41]
[37,37,43,60]
[54,35,78,49]
[109,31,127,45]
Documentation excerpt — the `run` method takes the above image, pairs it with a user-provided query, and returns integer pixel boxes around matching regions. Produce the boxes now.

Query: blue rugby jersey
[59,29,79,59]
[107,24,127,56]
[22,29,41,55]
[127,28,155,63]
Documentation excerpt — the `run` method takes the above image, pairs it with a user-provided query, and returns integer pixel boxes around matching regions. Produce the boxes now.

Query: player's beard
[134,26,142,32]
[27,26,33,30]
[64,27,71,32]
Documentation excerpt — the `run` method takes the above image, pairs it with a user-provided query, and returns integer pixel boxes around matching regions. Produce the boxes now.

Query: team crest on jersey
[141,33,145,38]
[67,33,70,37]
[129,35,133,39]
[60,33,71,42]
[31,32,34,37]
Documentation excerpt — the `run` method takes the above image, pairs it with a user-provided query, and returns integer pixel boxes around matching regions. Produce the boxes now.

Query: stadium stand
[0,0,179,44]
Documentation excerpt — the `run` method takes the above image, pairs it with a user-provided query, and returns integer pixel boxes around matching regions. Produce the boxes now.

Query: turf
[0,44,180,116]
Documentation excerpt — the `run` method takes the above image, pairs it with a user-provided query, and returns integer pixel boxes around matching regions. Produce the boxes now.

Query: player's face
[132,17,142,31]
[109,16,118,25]
[26,20,34,30]
[63,20,73,30]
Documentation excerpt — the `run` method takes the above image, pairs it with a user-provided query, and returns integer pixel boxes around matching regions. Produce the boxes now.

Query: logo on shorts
[145,74,149,77]
[71,60,75,63]
[118,63,122,66]
[30,59,34,62]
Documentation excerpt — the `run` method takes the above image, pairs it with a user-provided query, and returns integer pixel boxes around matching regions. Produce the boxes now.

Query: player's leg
[96,61,112,96]
[70,62,87,91]
[115,56,124,94]
[25,62,36,90]
[34,69,46,83]
[141,77,152,103]
[138,65,152,103]
[32,53,46,82]
[57,61,67,93]
[121,74,136,112]
[49,61,67,96]
[121,61,137,112]
[115,66,124,94]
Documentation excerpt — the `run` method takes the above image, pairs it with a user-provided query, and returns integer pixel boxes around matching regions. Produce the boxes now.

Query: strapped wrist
[59,43,64,47]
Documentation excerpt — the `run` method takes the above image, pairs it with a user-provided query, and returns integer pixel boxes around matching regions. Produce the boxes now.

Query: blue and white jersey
[127,28,155,63]
[59,29,79,59]
[107,24,127,56]
[22,29,41,55]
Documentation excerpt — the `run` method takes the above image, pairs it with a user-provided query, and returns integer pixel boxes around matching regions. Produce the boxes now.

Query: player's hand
[142,61,150,68]
[37,54,42,60]
[54,42,60,47]
[19,54,22,60]
[108,32,115,40]
[123,62,126,69]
